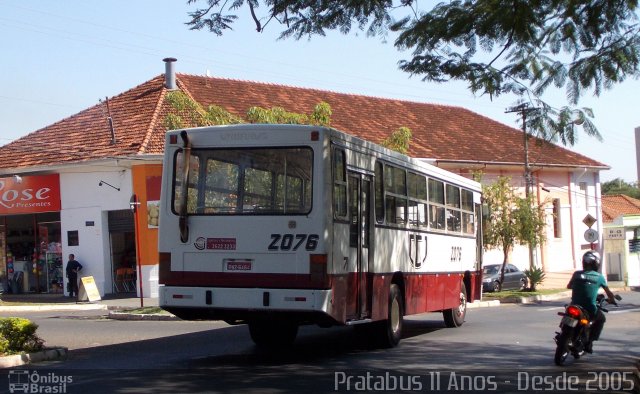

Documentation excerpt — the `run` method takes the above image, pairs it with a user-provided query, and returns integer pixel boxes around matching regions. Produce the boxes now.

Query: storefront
[0,174,62,294]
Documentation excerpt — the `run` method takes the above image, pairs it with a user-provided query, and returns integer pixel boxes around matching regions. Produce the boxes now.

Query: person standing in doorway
[65,254,83,299]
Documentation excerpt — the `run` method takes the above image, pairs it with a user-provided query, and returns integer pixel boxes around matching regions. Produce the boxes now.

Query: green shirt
[569,270,608,316]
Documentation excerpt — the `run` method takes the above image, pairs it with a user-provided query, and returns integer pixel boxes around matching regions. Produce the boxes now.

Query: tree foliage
[380,126,412,154]
[185,0,640,145]
[164,91,243,129]
[601,178,640,199]
[164,90,332,129]
[482,176,546,286]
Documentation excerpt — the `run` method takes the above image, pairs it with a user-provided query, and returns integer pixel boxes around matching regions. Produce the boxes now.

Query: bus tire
[248,319,298,347]
[377,284,403,348]
[443,281,467,328]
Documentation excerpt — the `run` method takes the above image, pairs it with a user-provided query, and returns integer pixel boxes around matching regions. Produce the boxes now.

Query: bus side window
[408,172,427,227]
[333,148,347,219]
[461,189,475,235]
[446,184,461,232]
[428,178,445,230]
[384,165,407,225]
[375,161,384,223]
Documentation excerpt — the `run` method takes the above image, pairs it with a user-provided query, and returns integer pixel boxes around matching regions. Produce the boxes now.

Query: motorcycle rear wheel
[554,332,570,366]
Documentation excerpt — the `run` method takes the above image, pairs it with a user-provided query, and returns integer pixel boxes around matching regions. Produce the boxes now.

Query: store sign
[0,174,61,215]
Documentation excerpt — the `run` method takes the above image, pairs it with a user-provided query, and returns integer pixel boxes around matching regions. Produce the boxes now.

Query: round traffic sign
[584,229,598,243]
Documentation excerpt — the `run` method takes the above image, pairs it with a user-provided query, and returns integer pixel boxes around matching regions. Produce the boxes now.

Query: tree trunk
[499,248,509,287]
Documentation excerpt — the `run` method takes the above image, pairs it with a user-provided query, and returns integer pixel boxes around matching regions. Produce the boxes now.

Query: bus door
[347,172,372,320]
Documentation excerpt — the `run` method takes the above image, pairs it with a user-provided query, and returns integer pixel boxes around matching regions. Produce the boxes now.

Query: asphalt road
[2,291,639,393]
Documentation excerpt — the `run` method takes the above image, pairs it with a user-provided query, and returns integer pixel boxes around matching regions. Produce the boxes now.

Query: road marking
[608,307,640,314]
[537,307,564,312]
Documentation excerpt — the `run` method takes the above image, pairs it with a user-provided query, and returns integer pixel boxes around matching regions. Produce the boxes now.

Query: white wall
[59,167,133,296]
[475,168,604,274]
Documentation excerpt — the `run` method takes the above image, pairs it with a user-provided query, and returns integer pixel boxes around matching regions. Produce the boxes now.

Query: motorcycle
[554,293,621,366]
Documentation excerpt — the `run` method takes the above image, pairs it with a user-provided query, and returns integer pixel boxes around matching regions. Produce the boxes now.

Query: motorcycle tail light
[566,305,581,318]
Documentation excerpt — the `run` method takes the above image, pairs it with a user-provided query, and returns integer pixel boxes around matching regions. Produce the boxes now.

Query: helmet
[582,251,600,271]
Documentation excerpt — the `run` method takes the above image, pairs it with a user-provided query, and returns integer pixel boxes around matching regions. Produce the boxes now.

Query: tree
[164,91,243,129]
[185,0,640,145]
[601,178,640,199]
[380,126,412,154]
[482,176,546,290]
[164,91,332,130]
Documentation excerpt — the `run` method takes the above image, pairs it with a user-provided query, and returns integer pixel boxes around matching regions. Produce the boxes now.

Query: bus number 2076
[268,234,319,251]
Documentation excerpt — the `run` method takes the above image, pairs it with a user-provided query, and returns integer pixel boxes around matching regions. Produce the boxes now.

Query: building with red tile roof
[602,194,640,287]
[602,194,640,223]
[0,59,611,296]
[0,72,608,173]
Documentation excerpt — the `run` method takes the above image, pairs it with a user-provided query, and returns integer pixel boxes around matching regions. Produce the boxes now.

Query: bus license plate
[561,316,578,327]
[225,260,252,271]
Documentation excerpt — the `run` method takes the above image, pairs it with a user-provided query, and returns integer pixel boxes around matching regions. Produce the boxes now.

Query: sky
[1,0,638,183]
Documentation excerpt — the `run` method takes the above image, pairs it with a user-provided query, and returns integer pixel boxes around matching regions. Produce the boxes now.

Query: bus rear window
[173,147,313,215]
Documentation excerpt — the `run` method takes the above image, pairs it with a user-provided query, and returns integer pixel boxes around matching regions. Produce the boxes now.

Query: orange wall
[132,164,163,266]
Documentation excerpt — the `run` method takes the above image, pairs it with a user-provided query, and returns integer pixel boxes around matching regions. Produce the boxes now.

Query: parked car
[482,264,528,292]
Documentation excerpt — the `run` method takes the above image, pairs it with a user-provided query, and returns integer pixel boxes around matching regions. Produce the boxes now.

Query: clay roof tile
[0,73,608,172]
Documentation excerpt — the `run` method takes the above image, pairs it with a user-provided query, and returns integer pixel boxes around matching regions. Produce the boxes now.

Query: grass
[118,306,170,315]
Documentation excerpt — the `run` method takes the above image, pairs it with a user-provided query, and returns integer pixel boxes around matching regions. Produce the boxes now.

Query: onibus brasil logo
[8,370,72,393]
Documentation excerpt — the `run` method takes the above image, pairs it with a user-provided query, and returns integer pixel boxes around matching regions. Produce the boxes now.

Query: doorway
[347,172,373,320]
[108,210,136,294]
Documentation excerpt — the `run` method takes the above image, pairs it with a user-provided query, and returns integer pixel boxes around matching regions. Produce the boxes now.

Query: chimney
[163,57,177,90]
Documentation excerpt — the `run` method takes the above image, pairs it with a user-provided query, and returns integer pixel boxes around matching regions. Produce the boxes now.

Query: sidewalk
[0,293,163,368]
[0,292,158,312]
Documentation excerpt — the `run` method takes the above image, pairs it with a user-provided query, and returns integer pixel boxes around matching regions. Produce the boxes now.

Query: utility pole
[506,103,539,270]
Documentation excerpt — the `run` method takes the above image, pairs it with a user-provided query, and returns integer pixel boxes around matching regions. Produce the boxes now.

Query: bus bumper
[159,285,332,314]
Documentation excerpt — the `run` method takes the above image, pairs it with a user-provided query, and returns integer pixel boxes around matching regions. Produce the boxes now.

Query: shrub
[523,267,546,291]
[0,317,44,355]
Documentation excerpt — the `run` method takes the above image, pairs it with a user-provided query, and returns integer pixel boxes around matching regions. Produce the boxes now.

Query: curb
[0,347,67,368]
[0,303,108,313]
[108,311,179,321]
[501,290,573,304]
[467,300,501,309]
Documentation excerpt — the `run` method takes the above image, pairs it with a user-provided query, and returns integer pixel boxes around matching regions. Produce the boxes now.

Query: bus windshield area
[173,147,313,215]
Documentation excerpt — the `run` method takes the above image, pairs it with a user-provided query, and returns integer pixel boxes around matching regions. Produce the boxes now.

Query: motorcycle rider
[566,250,616,353]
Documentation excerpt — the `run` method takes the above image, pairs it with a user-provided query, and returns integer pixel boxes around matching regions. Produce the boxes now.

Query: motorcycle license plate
[561,316,578,327]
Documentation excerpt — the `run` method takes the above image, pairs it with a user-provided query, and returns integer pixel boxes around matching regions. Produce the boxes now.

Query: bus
[158,124,483,347]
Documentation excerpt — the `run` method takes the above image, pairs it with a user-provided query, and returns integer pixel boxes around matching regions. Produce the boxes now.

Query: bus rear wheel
[248,319,298,347]
[443,282,467,328]
[376,284,403,348]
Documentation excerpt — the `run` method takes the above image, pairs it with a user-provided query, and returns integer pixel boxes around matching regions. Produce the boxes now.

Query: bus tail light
[310,254,329,288]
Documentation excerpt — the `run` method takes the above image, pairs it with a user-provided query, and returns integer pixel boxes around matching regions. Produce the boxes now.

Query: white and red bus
[158,124,483,347]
